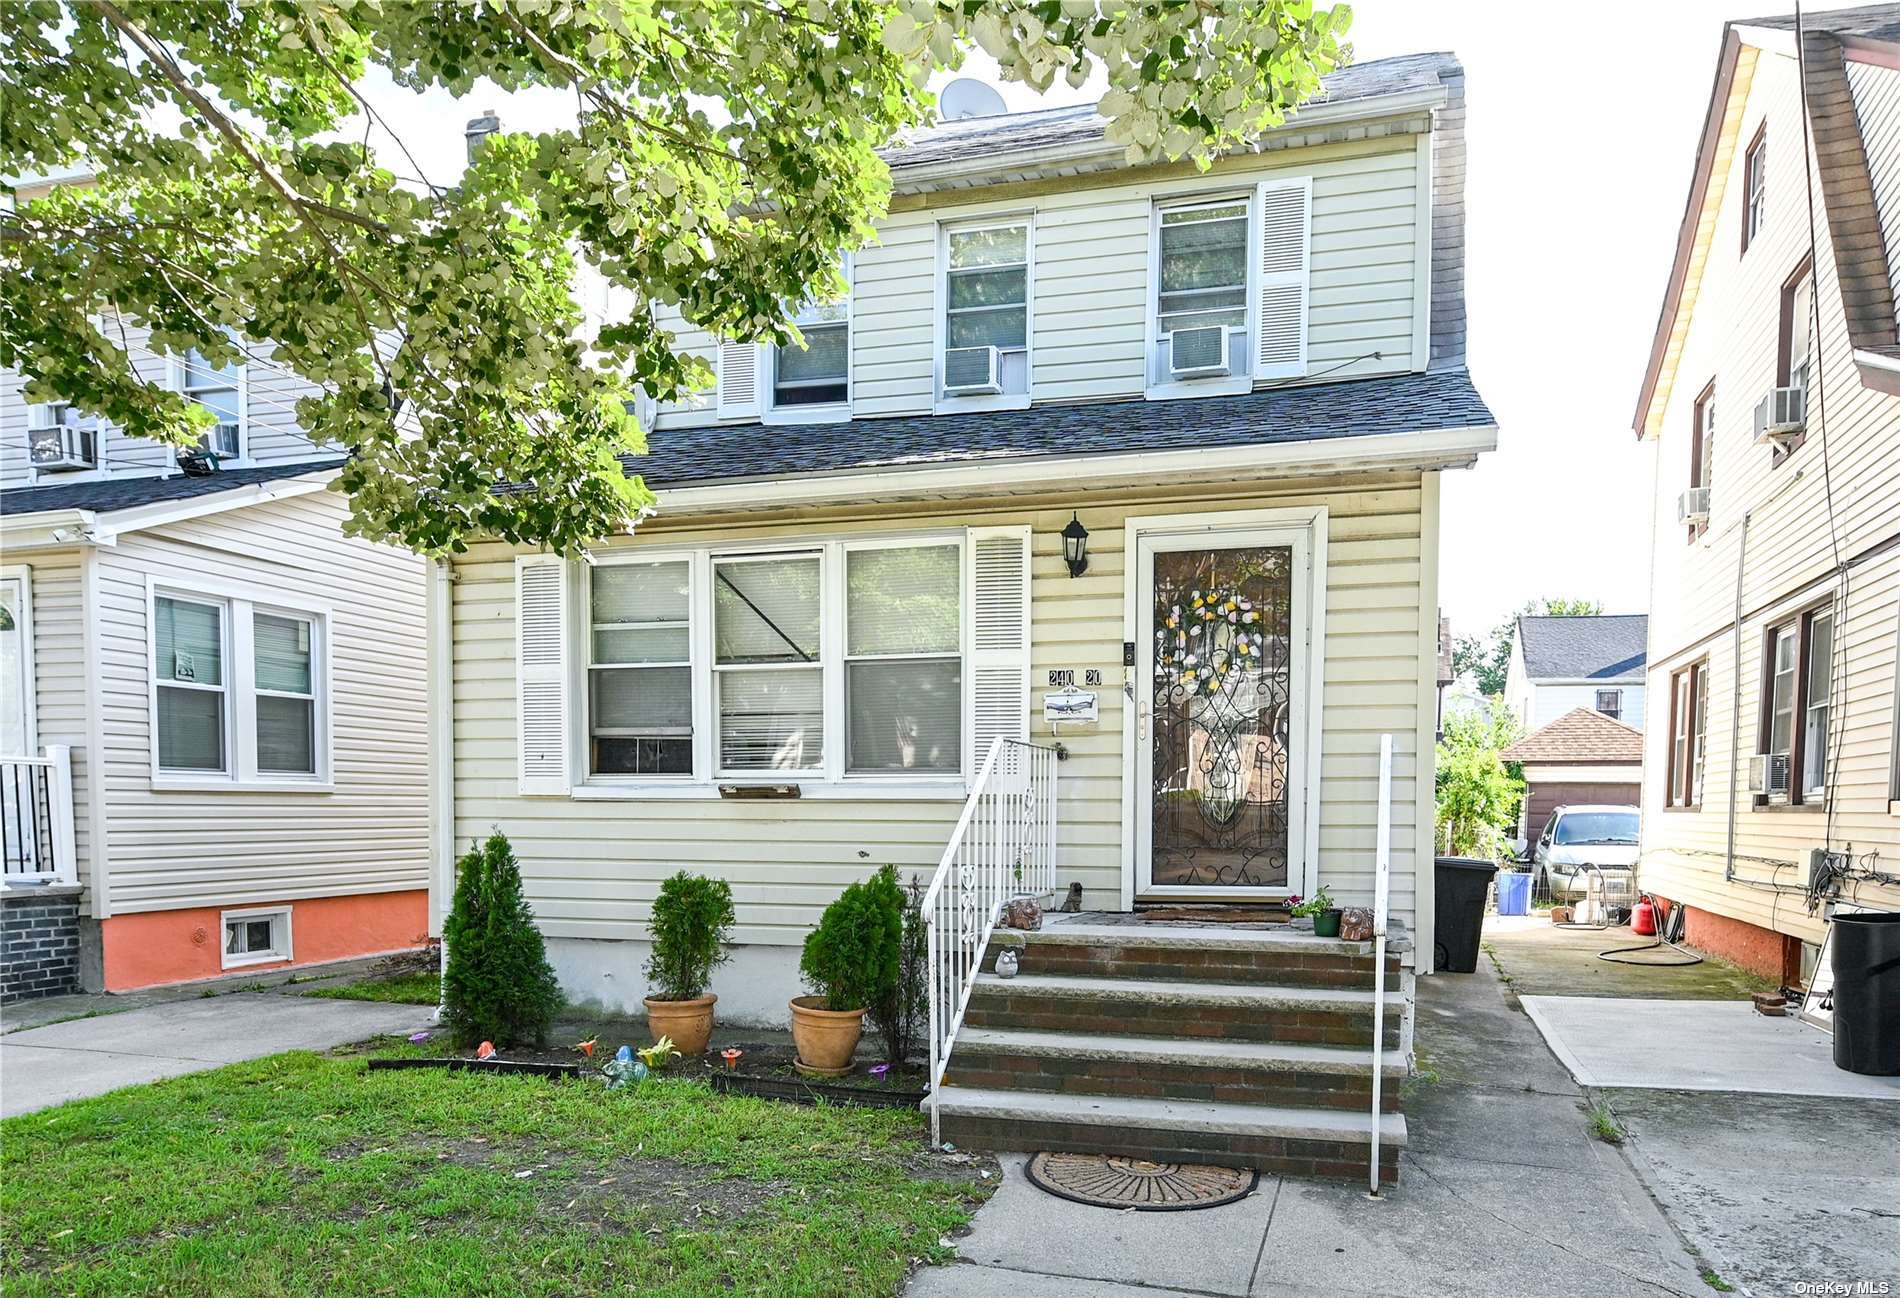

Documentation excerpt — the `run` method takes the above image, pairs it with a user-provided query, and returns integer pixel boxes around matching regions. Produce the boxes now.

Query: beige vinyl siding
[88,490,428,913]
[448,471,1431,952]
[653,131,1427,430]
[15,549,102,913]
[1641,49,1900,942]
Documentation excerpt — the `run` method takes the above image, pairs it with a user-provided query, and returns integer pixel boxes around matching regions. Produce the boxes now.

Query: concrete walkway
[908,956,1706,1298]
[0,993,433,1117]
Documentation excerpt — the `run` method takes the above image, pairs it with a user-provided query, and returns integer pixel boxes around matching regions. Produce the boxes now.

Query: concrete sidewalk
[0,993,433,1117]
[908,957,1706,1298]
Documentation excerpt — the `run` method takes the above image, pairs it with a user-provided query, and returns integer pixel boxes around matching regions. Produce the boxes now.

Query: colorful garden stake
[476,1040,497,1061]
[721,1048,744,1073]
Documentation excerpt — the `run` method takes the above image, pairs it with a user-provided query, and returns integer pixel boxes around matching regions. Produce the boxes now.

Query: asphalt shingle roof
[1743,5,1900,42]
[621,368,1493,490]
[1515,614,1649,683]
[885,52,1461,173]
[1501,707,1646,765]
[0,457,345,518]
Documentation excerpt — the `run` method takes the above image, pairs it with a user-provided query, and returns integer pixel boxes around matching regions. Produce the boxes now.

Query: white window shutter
[1255,178,1311,380]
[716,340,760,418]
[965,526,1031,783]
[515,555,570,796]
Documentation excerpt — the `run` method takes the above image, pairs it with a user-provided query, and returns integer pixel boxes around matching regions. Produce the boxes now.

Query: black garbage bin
[1833,911,1900,1076]
[1434,856,1499,973]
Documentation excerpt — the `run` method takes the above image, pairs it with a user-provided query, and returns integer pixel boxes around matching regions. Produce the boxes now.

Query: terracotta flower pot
[1313,908,1343,938]
[789,994,866,1077]
[644,993,717,1057]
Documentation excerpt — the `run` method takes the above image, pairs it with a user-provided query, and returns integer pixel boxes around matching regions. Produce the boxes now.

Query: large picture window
[150,584,327,784]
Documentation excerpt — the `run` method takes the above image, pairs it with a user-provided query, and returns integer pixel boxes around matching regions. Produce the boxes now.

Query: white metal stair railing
[924,736,1060,1146]
[1,746,78,886]
[1368,731,1393,1198]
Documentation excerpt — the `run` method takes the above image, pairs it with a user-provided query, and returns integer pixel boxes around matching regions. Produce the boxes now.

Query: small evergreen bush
[442,832,562,1048]
[644,871,735,1001]
[800,864,904,1013]
[870,870,928,1065]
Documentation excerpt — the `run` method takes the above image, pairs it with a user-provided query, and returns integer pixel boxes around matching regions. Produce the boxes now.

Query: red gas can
[1631,897,1659,937]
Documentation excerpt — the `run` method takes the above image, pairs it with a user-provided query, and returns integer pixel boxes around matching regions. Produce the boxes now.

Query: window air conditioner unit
[1749,752,1790,797]
[1753,386,1806,444]
[942,346,1002,396]
[27,410,98,472]
[1676,486,1711,526]
[1168,324,1231,379]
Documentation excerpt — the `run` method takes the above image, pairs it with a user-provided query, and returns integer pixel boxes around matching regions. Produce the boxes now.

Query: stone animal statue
[1060,882,1084,913]
[1340,907,1375,942]
[1002,897,1043,931]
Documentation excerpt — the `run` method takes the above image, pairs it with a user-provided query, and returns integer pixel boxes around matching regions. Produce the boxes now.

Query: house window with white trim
[1595,689,1622,721]
[1156,199,1250,335]
[222,907,291,968]
[588,559,693,776]
[845,542,961,772]
[713,552,825,772]
[942,221,1029,400]
[154,595,228,772]
[181,347,243,459]
[771,260,850,411]
[150,586,328,784]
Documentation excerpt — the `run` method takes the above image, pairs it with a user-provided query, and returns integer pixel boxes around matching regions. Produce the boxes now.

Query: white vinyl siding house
[1634,16,1900,973]
[431,51,1490,1025]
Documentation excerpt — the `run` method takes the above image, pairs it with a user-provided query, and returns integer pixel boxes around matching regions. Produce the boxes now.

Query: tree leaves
[1,1,1348,555]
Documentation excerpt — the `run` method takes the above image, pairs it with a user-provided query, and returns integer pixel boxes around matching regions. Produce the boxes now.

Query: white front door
[1130,516,1320,901]
[0,572,31,758]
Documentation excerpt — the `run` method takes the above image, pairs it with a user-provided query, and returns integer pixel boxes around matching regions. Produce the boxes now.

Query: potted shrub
[643,872,735,1056]
[792,866,903,1077]
[1291,885,1343,938]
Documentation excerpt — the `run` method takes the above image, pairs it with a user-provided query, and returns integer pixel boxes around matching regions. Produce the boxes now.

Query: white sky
[351,3,1865,641]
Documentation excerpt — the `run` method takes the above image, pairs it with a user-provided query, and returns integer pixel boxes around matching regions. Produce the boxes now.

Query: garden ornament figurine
[995,948,1021,979]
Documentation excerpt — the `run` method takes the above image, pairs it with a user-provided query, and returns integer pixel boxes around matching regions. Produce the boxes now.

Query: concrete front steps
[934,918,1410,1185]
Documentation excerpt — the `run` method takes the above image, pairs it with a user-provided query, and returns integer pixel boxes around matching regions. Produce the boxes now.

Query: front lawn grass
[1,1043,991,1297]
[299,970,441,1005]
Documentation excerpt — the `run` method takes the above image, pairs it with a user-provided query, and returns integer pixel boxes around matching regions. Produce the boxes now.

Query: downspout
[427,557,455,1016]
[1724,512,1750,884]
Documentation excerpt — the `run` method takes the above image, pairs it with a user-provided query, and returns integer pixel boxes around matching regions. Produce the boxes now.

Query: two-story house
[1502,614,1650,733]
[1,177,430,999]
[433,51,1494,1180]
[1633,7,1900,984]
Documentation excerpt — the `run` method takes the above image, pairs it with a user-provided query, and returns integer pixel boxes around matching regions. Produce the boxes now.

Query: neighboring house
[0,252,429,997]
[1632,8,1900,982]
[1501,707,1646,844]
[436,50,1493,1017]
[1503,614,1649,732]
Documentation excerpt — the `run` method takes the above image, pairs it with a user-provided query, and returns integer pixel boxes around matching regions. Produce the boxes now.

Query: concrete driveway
[0,993,433,1117]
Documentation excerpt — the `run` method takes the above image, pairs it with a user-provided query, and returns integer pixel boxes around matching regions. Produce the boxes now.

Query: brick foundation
[2,885,84,1003]
[1658,900,1798,983]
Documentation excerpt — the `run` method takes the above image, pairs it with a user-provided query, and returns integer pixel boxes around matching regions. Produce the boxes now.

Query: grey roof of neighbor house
[1516,614,1650,683]
[622,368,1492,490]
[0,457,346,518]
[883,51,1462,172]
[1742,5,1900,41]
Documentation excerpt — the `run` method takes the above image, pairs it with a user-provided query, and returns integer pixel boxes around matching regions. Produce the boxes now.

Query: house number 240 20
[1048,669,1102,687]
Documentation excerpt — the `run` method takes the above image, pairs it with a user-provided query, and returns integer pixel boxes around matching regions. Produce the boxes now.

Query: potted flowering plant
[1290,885,1343,938]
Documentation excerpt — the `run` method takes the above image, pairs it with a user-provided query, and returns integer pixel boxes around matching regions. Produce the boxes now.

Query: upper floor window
[1772,258,1815,461]
[1742,127,1766,253]
[1758,605,1831,803]
[770,259,850,413]
[941,221,1030,402]
[1157,199,1250,335]
[1688,382,1715,542]
[1595,689,1623,721]
[152,585,326,784]
[180,348,244,459]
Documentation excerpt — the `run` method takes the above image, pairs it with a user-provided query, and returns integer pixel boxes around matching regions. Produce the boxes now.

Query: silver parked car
[1530,804,1640,900]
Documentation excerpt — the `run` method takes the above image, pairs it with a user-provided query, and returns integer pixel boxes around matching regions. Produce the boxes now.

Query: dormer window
[769,256,851,415]
[181,347,243,459]
[1157,200,1250,335]
[940,219,1030,404]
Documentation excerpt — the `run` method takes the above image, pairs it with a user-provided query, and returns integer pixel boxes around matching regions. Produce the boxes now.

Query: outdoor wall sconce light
[1062,513,1090,578]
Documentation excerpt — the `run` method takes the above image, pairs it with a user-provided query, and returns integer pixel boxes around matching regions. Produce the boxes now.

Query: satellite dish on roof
[939,78,1008,121]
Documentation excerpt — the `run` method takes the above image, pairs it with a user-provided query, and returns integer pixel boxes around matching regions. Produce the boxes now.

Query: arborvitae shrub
[442,832,562,1048]
[644,871,735,1001]
[869,870,928,1066]
[800,864,904,1013]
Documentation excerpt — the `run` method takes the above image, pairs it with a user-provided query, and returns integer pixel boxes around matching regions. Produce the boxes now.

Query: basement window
[221,907,292,968]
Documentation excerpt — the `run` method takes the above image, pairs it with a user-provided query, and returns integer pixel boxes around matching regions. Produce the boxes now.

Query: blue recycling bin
[1495,870,1532,917]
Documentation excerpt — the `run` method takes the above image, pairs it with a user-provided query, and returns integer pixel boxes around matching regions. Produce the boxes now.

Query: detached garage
[1502,707,1645,840]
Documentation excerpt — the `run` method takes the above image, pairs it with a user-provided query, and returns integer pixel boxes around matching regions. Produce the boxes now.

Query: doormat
[1024,1152,1258,1211]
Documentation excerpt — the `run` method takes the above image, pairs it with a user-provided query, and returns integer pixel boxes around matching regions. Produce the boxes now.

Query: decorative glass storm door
[1136,533,1305,897]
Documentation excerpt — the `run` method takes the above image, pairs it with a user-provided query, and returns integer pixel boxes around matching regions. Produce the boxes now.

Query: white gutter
[888,86,1450,193]
[648,423,1498,516]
